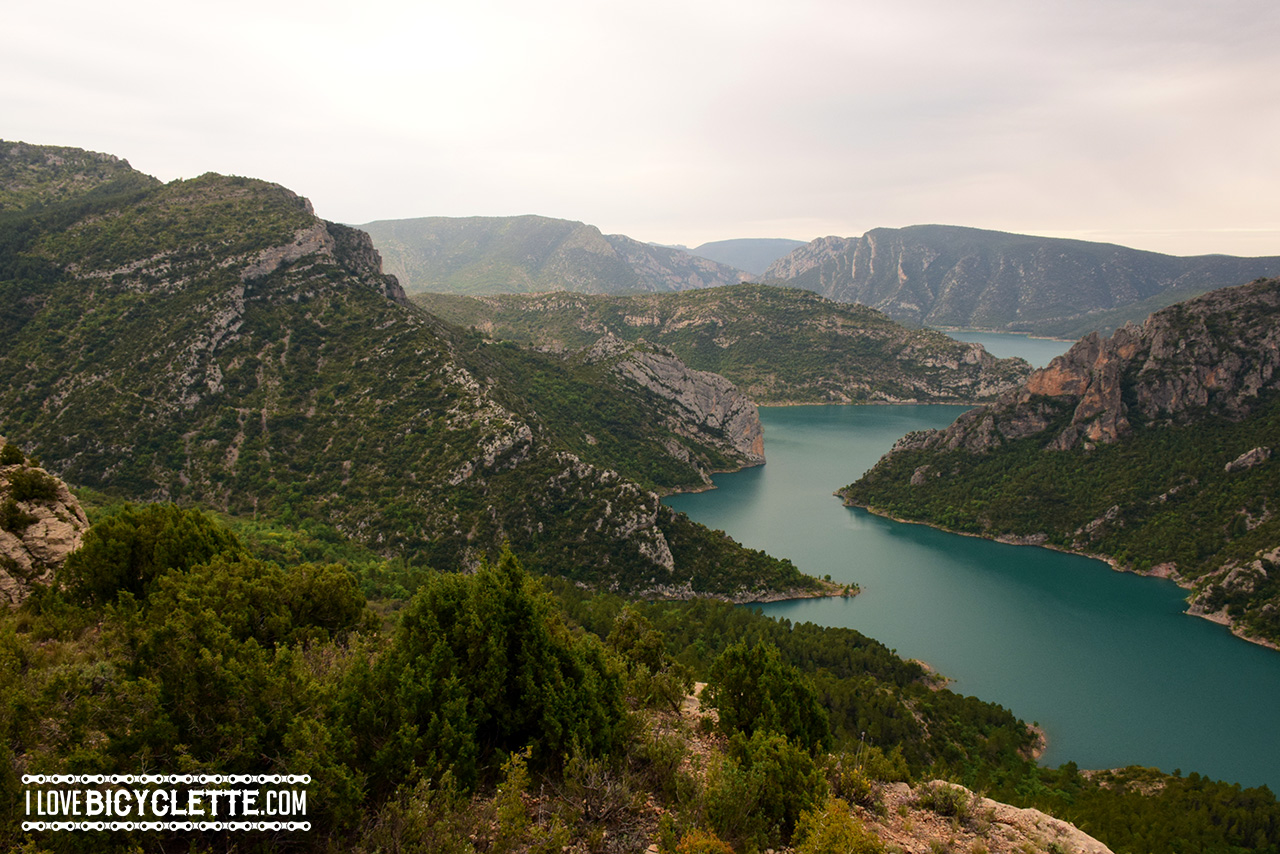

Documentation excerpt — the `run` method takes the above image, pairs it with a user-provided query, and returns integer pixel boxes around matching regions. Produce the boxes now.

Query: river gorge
[665,334,1280,791]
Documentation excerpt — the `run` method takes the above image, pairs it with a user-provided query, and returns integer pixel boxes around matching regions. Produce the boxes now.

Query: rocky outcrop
[892,278,1280,455]
[326,221,409,305]
[0,443,88,605]
[414,284,1033,405]
[764,224,1280,335]
[588,334,765,474]
[866,780,1115,854]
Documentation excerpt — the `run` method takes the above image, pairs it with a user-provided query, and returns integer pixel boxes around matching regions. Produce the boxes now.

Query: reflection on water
[666,403,1280,789]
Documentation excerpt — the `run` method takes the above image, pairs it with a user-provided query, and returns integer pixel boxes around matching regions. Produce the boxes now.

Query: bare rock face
[866,780,1116,854]
[0,442,89,605]
[897,278,1280,455]
[592,335,766,470]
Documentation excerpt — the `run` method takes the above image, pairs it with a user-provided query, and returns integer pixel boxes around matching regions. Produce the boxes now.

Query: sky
[5,0,1279,256]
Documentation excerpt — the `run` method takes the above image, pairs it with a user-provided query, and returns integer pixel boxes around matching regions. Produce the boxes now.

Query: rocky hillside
[415,284,1033,404]
[764,225,1280,337]
[843,278,1280,646]
[0,139,159,212]
[0,440,89,605]
[361,214,750,295]
[0,142,817,599]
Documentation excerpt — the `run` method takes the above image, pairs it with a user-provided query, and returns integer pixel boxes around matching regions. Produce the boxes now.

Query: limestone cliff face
[764,225,1280,335]
[894,278,1280,455]
[0,444,88,605]
[587,334,765,480]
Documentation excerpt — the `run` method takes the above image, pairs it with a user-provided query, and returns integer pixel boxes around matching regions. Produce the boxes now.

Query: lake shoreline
[843,498,1280,655]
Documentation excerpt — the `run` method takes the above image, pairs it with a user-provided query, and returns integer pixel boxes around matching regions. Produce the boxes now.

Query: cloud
[3,0,1278,255]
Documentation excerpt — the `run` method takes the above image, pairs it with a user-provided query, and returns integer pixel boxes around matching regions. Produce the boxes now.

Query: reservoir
[665,396,1280,791]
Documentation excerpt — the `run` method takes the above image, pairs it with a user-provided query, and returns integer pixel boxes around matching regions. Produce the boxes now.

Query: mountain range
[364,214,1280,340]
[360,214,751,295]
[0,141,813,599]
[765,224,1280,337]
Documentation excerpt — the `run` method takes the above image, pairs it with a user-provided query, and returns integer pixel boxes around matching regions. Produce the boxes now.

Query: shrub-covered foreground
[3,504,1279,853]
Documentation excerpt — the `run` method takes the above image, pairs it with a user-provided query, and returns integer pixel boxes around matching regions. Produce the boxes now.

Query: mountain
[414,285,1033,405]
[841,277,1280,647]
[0,140,160,212]
[764,224,1280,337]
[0,142,819,599]
[360,214,751,295]
[687,237,807,276]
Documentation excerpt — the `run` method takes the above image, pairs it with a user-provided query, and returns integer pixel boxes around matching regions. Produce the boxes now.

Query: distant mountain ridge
[764,224,1280,337]
[687,237,807,276]
[361,214,751,295]
[414,285,1032,405]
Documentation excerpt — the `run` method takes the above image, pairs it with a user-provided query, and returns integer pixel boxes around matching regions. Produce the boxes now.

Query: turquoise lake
[664,337,1280,790]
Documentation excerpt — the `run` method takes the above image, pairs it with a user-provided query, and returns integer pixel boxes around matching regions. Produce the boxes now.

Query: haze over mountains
[765,225,1280,338]
[365,216,1280,339]
[360,215,751,296]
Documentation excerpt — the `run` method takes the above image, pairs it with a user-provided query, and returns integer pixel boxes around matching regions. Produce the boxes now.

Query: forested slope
[843,278,1280,646]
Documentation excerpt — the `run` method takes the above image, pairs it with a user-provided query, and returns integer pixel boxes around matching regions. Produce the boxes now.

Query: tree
[705,640,832,754]
[59,503,243,604]
[349,547,626,792]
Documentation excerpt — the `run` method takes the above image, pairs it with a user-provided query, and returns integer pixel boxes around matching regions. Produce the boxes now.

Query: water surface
[942,329,1073,368]
[666,403,1280,790]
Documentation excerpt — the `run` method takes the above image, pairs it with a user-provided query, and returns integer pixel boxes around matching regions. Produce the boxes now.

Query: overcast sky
[5,0,1279,255]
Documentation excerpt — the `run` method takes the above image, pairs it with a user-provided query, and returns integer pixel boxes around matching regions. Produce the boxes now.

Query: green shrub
[59,502,243,604]
[0,444,24,466]
[705,729,827,850]
[348,547,626,792]
[705,640,831,754]
[916,780,972,821]
[794,797,885,854]
[6,467,59,503]
[0,499,36,534]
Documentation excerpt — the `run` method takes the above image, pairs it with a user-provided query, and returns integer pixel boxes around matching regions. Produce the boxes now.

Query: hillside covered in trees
[843,278,1280,647]
[4,498,1279,853]
[0,141,820,601]
[414,285,1031,405]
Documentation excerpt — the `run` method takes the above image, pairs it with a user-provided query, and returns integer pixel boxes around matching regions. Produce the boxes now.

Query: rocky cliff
[843,278,1280,647]
[586,334,765,480]
[414,284,1033,404]
[0,441,88,604]
[894,277,1280,455]
[764,225,1280,336]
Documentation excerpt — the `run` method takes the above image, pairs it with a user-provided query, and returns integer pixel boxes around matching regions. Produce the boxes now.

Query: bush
[794,797,885,854]
[676,827,734,854]
[349,547,626,792]
[59,503,243,604]
[705,729,827,850]
[0,499,36,534]
[6,467,59,503]
[704,640,831,754]
[916,780,972,821]
[0,444,24,466]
